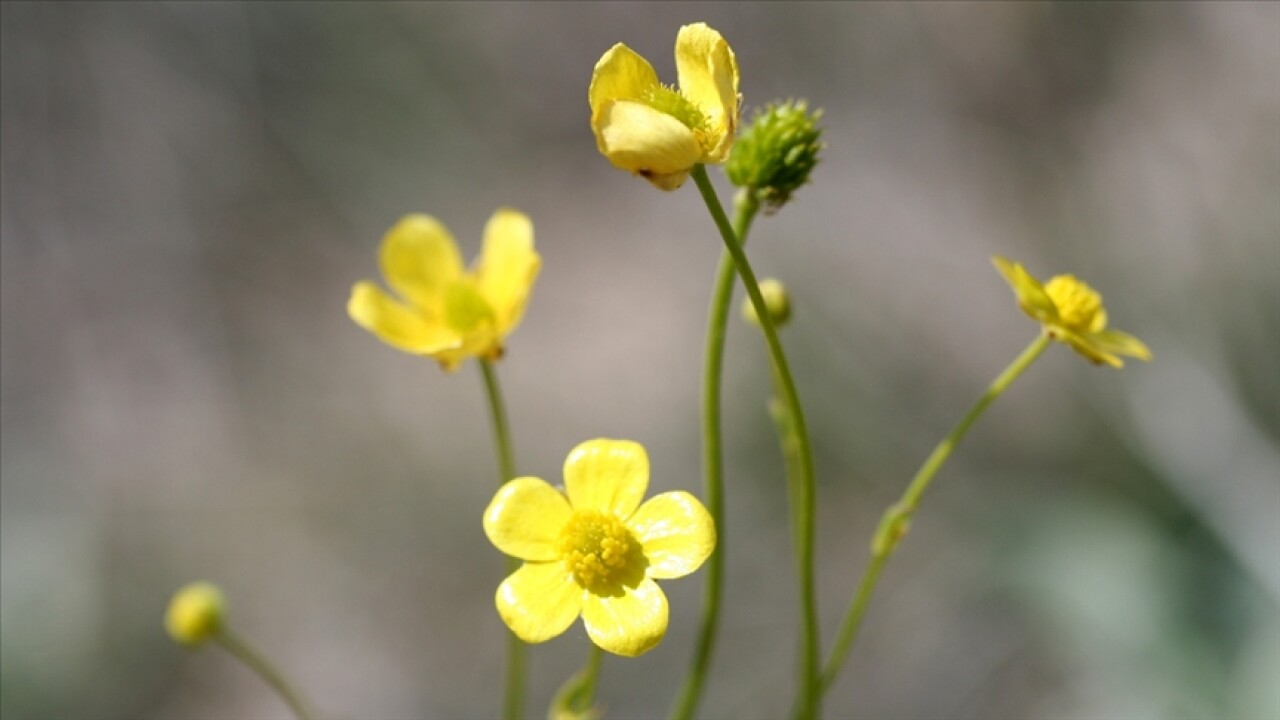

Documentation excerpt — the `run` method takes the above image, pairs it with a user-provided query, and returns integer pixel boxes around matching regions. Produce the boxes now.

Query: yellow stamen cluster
[641,84,710,135]
[558,510,643,594]
[1044,275,1103,332]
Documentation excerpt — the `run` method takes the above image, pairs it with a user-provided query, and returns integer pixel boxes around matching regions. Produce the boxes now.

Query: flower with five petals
[993,256,1152,368]
[483,439,715,656]
[348,210,540,371]
[589,23,740,190]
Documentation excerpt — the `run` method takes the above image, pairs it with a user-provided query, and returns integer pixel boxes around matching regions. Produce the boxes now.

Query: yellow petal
[675,23,739,162]
[1053,326,1123,368]
[629,491,715,580]
[347,281,462,354]
[594,100,703,186]
[588,43,660,122]
[496,562,583,644]
[581,578,668,657]
[476,209,541,336]
[1091,328,1153,362]
[563,439,649,518]
[379,215,463,313]
[992,256,1058,323]
[484,476,574,562]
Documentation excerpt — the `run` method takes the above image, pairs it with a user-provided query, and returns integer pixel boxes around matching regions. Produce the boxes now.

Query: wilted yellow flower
[484,439,715,657]
[348,210,541,371]
[166,581,226,646]
[993,257,1152,368]
[589,23,740,190]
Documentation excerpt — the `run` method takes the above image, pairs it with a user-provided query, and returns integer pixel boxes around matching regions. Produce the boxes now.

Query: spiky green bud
[725,100,824,212]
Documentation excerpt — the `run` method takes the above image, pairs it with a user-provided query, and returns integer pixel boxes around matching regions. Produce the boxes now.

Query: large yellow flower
[348,210,540,371]
[589,23,740,190]
[483,439,715,657]
[993,256,1152,368]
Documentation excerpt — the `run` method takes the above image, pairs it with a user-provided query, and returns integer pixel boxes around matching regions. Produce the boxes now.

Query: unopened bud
[165,581,226,646]
[742,278,792,328]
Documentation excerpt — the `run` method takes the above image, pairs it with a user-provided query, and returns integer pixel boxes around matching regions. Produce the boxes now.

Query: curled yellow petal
[564,439,649,518]
[629,491,715,580]
[589,43,660,120]
[379,215,463,313]
[1091,328,1153,362]
[496,562,583,644]
[594,101,703,187]
[674,22,739,162]
[477,209,541,336]
[581,578,668,657]
[484,477,574,562]
[992,256,1057,323]
[347,281,461,354]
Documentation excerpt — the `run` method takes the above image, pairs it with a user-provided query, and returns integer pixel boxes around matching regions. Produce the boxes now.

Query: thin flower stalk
[217,629,319,720]
[821,334,1051,693]
[690,164,821,720]
[670,189,761,720]
[479,359,527,720]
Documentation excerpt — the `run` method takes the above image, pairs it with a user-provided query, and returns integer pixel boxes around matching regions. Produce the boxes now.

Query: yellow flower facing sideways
[348,210,541,371]
[484,439,715,657]
[589,23,740,190]
[994,256,1152,368]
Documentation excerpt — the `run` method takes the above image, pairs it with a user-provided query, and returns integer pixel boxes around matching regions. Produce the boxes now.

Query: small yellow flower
[589,23,740,190]
[348,210,541,371]
[166,581,226,646]
[483,439,715,657]
[993,256,1152,368]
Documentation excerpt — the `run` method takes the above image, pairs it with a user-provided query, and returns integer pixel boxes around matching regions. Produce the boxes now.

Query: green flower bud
[725,100,824,212]
[165,581,226,646]
[742,278,792,328]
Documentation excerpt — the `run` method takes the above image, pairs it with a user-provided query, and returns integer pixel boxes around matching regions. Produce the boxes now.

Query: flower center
[443,280,495,333]
[1044,275,1103,332]
[641,84,710,134]
[557,510,646,595]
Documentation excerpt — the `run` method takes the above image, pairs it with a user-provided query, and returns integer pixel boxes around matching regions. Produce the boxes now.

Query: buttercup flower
[348,210,541,371]
[166,581,226,646]
[589,23,740,190]
[483,439,715,656]
[993,256,1152,368]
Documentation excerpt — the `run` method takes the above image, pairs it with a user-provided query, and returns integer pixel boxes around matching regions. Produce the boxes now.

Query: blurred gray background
[2,2,1278,719]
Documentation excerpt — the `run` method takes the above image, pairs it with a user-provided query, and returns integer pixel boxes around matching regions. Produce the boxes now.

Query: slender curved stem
[690,165,821,720]
[216,629,318,720]
[479,359,526,720]
[820,334,1051,693]
[670,190,760,720]
[580,644,605,708]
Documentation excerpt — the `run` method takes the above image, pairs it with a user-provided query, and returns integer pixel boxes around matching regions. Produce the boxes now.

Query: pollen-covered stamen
[558,509,646,594]
[641,84,710,135]
[1044,275,1104,332]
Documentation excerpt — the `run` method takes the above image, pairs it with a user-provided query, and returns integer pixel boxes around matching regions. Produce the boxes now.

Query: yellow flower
[166,581,226,646]
[589,23,740,190]
[483,439,715,657]
[993,257,1152,368]
[348,210,541,371]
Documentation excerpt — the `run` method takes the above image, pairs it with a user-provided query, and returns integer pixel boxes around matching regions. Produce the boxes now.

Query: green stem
[580,644,605,708]
[479,359,526,720]
[670,189,760,720]
[216,629,318,720]
[690,165,821,720]
[820,334,1051,693]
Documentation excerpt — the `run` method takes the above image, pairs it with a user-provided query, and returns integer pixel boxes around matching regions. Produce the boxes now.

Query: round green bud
[742,278,792,328]
[165,581,226,646]
[725,100,824,211]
